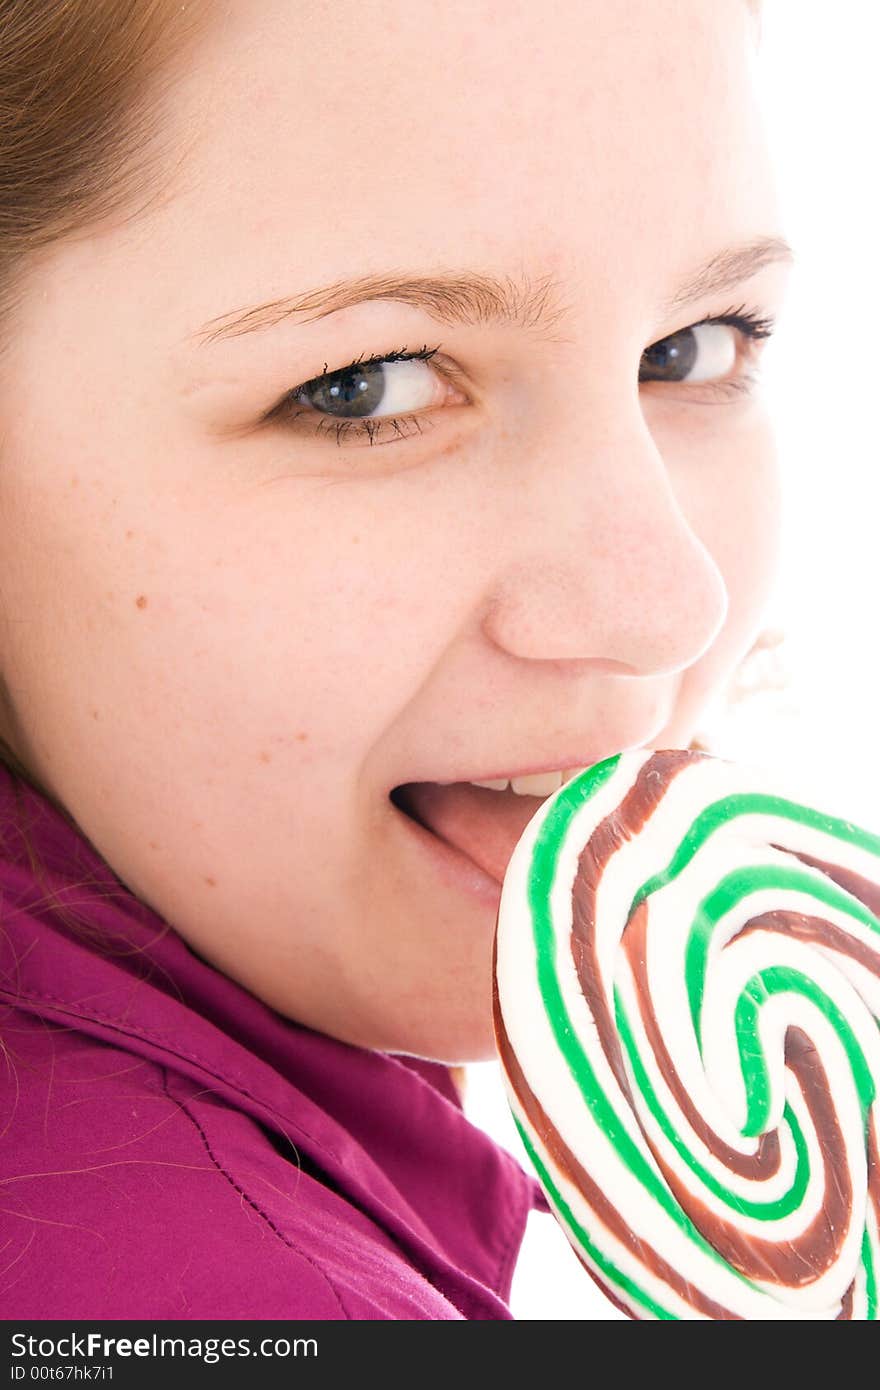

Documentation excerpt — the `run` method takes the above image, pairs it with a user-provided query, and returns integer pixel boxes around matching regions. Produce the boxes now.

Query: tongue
[395,781,549,884]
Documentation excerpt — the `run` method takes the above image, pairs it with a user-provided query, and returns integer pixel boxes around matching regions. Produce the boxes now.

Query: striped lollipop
[493,747,880,1319]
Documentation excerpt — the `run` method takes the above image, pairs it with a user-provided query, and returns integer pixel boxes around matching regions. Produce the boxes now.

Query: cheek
[114,506,426,783]
[707,428,781,640]
[663,408,782,641]
[653,409,782,737]
[214,487,435,749]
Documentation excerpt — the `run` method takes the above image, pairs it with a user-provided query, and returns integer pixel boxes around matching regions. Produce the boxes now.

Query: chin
[390,1036,499,1067]
[354,1005,499,1067]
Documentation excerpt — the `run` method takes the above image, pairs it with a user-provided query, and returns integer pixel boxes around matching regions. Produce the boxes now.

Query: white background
[464,0,880,1319]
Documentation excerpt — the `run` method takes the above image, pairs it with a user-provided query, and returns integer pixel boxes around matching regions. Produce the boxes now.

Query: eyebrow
[190,235,794,348]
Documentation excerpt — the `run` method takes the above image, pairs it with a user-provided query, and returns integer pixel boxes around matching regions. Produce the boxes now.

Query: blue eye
[639,307,776,396]
[307,363,385,417]
[268,345,455,447]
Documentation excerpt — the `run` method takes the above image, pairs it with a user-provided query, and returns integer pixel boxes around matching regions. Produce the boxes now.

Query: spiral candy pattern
[493,748,880,1319]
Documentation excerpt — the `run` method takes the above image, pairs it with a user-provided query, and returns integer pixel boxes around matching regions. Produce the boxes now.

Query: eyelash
[266,345,443,448]
[656,304,777,400]
[267,305,776,447]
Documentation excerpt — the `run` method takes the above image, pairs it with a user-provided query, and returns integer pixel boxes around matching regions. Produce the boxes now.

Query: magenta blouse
[0,764,545,1319]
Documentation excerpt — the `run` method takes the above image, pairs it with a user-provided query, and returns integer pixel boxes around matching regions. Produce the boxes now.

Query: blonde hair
[0,0,209,335]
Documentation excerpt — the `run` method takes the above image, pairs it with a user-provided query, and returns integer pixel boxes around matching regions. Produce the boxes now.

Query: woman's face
[0,0,790,1060]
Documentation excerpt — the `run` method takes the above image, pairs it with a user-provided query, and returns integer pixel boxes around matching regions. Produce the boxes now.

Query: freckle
[125,529,135,540]
[203,875,216,887]
[259,750,271,763]
[70,475,79,488]
[135,594,148,609]
[90,707,100,720]
[351,534,360,544]
[148,840,159,850]
[295,731,309,742]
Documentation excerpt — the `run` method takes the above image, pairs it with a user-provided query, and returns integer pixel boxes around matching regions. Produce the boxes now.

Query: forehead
[84,0,777,355]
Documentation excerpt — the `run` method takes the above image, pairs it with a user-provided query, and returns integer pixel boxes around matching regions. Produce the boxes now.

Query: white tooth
[469,778,510,790]
[510,771,564,797]
[561,766,588,782]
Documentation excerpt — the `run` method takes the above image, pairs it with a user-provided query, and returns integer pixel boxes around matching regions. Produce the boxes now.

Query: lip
[385,752,613,798]
[389,791,503,906]
[382,702,678,796]
[434,763,589,788]
[384,734,670,897]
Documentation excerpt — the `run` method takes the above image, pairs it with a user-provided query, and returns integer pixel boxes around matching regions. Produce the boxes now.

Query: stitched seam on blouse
[4,986,523,1305]
[0,986,340,1165]
[161,1069,351,1319]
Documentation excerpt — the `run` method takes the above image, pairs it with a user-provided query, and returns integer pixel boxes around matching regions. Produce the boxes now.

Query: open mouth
[389,779,564,885]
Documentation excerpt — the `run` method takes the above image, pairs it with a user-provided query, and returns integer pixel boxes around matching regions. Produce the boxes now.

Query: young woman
[0,0,791,1317]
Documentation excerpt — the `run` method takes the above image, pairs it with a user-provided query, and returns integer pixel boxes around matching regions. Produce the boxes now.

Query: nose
[480,414,729,678]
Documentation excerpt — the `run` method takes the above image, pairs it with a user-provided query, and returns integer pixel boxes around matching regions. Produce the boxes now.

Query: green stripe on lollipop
[686,863,880,1055]
[862,1222,878,1319]
[615,989,811,1220]
[527,754,742,1270]
[631,793,880,923]
[735,965,876,1137]
[513,1112,679,1320]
